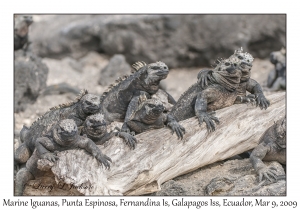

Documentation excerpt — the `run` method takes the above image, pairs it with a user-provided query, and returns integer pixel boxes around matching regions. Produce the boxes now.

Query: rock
[29,15,285,68]
[151,159,286,196]
[14,50,48,112]
[98,54,131,86]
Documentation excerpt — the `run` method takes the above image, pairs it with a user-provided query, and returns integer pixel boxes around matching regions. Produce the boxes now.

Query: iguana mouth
[152,105,164,113]
[240,62,252,70]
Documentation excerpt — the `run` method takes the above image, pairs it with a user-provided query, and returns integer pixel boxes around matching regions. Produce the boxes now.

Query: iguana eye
[148,104,155,108]
[86,101,92,105]
[238,56,244,60]
[225,62,230,66]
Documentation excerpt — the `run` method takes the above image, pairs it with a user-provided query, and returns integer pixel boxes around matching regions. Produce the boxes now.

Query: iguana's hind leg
[15,167,34,196]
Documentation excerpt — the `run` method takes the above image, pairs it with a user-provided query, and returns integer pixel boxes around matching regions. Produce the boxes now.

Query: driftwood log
[36,92,285,195]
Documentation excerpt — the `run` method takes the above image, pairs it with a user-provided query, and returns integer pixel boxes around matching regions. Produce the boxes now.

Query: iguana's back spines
[30,89,88,128]
[100,61,148,103]
[49,89,88,111]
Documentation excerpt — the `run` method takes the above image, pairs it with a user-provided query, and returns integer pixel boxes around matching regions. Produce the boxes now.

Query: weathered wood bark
[37,92,285,196]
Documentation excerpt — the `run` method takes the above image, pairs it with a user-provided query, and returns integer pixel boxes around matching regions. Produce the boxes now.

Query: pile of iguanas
[14,47,286,195]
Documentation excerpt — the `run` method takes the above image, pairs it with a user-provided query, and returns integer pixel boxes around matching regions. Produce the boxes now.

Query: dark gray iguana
[15,90,101,164]
[126,92,167,134]
[267,48,286,91]
[250,116,286,183]
[79,113,137,148]
[166,57,244,139]
[99,61,176,140]
[15,119,112,196]
[14,15,33,51]
[198,47,270,110]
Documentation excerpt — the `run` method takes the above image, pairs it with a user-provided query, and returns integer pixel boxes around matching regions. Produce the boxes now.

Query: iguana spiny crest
[100,61,169,103]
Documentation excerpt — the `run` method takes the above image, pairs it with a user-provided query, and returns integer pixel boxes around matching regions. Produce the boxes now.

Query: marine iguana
[167,57,243,139]
[99,61,175,139]
[15,90,101,164]
[14,119,112,196]
[14,15,33,51]
[126,92,167,134]
[198,47,270,109]
[250,116,286,182]
[80,113,137,148]
[267,48,286,91]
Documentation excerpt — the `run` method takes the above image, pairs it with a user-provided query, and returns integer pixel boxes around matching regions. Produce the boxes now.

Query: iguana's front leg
[195,89,220,132]
[35,137,59,162]
[250,142,277,182]
[166,114,186,140]
[77,137,112,169]
[197,69,213,88]
[246,79,270,110]
[235,94,256,106]
[114,128,137,149]
[121,91,149,133]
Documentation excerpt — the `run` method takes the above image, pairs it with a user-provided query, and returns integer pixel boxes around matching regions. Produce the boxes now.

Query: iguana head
[80,94,101,115]
[214,57,239,73]
[56,119,78,143]
[83,113,107,137]
[229,47,254,82]
[142,61,169,94]
[135,95,165,124]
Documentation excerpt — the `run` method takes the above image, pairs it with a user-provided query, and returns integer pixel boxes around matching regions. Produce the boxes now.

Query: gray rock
[98,54,131,86]
[29,15,285,68]
[150,159,286,196]
[14,50,48,112]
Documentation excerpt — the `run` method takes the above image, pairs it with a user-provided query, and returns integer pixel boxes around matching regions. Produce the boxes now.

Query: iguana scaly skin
[250,116,286,183]
[15,90,101,164]
[14,15,33,51]
[126,92,167,134]
[80,113,137,149]
[167,57,243,138]
[267,48,286,91]
[99,61,175,144]
[15,119,112,196]
[198,47,270,109]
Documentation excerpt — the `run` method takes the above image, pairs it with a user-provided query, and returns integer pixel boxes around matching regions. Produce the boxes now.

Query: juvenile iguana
[15,90,101,164]
[250,116,286,183]
[14,15,33,51]
[99,61,175,141]
[80,113,137,148]
[166,57,243,139]
[198,47,270,109]
[15,119,112,196]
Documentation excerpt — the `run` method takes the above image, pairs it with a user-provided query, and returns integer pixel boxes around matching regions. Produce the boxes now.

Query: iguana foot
[120,123,131,134]
[96,154,112,170]
[40,152,59,162]
[258,166,278,183]
[237,94,256,106]
[197,69,213,88]
[167,120,186,140]
[197,111,220,132]
[255,93,270,110]
[118,131,137,149]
